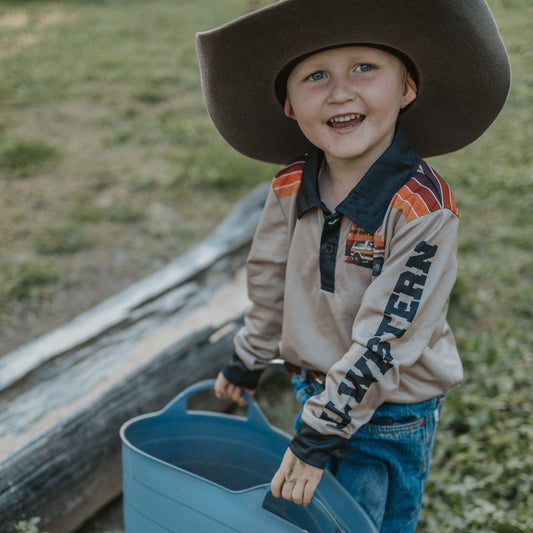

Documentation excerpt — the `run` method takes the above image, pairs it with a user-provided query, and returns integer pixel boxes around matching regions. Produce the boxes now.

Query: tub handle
[160,379,275,432]
[233,484,346,532]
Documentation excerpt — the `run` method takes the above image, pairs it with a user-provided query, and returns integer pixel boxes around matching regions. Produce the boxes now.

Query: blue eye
[308,71,326,81]
[356,64,373,73]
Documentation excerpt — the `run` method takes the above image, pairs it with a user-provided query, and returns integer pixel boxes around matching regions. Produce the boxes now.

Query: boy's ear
[401,74,418,109]
[284,97,296,119]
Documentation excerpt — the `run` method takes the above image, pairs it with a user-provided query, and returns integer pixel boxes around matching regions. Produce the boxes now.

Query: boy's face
[284,46,417,171]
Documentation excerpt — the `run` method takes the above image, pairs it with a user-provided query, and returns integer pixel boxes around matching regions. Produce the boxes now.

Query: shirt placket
[319,211,342,293]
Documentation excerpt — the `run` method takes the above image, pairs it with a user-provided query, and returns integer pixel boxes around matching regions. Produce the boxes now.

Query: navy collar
[297,125,421,234]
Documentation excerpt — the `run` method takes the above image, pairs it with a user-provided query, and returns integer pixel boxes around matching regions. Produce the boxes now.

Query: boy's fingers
[290,480,306,505]
[270,448,323,505]
[228,384,244,405]
[213,372,228,399]
[281,478,294,501]
[270,468,284,498]
[213,372,255,406]
[303,477,319,506]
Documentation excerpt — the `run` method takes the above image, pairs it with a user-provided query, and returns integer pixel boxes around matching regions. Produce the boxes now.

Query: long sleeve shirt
[229,126,462,467]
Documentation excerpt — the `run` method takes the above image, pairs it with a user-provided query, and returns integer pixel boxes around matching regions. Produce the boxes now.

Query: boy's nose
[328,76,356,104]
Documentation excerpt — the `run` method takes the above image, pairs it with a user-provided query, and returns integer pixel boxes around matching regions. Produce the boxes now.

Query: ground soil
[76,498,124,533]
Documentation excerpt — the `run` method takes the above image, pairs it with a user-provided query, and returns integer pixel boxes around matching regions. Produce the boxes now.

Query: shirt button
[323,244,335,255]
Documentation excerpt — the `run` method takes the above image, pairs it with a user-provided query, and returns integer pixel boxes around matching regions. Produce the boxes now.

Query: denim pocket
[359,395,442,435]
[354,399,442,475]
[360,414,429,435]
[334,397,444,532]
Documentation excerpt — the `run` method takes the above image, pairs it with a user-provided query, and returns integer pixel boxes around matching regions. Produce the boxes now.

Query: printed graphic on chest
[344,223,384,275]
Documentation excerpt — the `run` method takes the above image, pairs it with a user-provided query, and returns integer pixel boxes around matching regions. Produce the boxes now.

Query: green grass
[0,139,61,177]
[417,0,533,529]
[33,222,88,255]
[12,517,48,533]
[0,255,61,306]
[0,0,276,337]
[1,0,532,531]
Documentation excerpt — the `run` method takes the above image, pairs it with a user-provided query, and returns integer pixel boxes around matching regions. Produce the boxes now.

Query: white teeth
[331,114,361,123]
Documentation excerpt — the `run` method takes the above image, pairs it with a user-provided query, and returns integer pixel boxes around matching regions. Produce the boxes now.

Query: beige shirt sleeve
[233,184,289,370]
[302,208,459,438]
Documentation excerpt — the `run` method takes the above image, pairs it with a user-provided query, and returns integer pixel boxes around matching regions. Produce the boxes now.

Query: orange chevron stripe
[391,189,429,222]
[273,161,304,198]
[432,170,459,215]
[392,170,459,222]
[406,182,441,213]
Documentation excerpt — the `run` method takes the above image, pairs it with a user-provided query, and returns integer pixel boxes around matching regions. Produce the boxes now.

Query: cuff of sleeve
[289,422,346,469]
[222,354,264,390]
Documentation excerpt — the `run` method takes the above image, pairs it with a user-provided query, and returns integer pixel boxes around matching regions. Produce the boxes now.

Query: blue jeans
[292,372,444,533]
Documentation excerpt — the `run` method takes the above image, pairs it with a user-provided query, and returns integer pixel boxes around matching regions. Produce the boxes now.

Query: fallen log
[0,184,268,533]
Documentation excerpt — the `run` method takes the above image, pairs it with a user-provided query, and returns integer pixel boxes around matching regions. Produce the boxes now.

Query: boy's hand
[213,371,254,407]
[271,448,324,506]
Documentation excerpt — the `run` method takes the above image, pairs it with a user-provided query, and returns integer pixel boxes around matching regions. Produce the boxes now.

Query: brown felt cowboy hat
[196,0,510,164]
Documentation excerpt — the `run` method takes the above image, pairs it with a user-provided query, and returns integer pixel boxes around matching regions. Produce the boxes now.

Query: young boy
[196,1,510,530]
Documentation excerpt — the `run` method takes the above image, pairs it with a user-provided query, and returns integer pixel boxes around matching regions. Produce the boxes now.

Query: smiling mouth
[327,113,365,129]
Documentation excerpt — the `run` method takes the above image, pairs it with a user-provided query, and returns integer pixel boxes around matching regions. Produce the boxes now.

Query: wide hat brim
[196,0,510,164]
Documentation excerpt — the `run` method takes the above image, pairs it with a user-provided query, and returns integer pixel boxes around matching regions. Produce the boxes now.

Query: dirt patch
[0,6,70,58]
[76,498,124,533]
[0,32,40,58]
[38,9,71,29]
[0,10,29,29]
